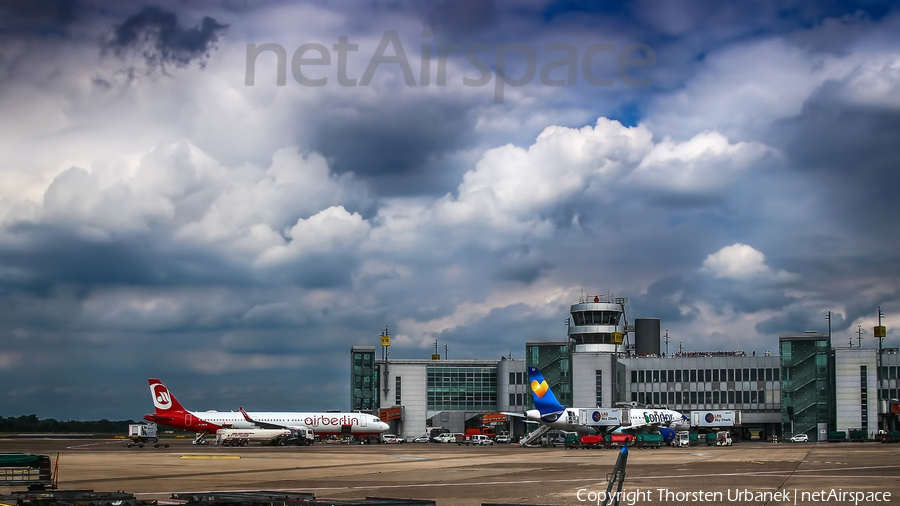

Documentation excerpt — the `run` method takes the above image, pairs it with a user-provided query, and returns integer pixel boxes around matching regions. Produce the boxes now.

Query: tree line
[0,415,138,433]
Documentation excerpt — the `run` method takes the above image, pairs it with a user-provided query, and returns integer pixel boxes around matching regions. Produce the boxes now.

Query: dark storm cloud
[0,223,250,293]
[420,0,498,38]
[756,307,845,336]
[107,6,228,69]
[772,94,900,243]
[312,100,476,196]
[0,0,82,36]
[431,303,569,359]
[631,272,799,326]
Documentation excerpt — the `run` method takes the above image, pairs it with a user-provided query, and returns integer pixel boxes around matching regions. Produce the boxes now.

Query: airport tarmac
[2,439,899,506]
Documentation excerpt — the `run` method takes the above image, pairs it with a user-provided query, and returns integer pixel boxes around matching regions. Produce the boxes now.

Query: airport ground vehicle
[412,434,431,443]
[876,430,900,443]
[564,434,603,449]
[464,426,496,438]
[0,453,54,490]
[715,431,733,446]
[381,434,405,443]
[828,431,846,442]
[495,434,511,444]
[429,427,450,442]
[848,429,868,442]
[435,433,463,443]
[605,433,635,448]
[126,423,169,448]
[636,433,665,448]
[673,431,690,447]
[216,427,314,446]
[460,434,494,446]
[790,434,809,443]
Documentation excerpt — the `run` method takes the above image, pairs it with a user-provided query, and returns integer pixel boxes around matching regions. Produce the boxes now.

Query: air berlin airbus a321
[144,379,390,443]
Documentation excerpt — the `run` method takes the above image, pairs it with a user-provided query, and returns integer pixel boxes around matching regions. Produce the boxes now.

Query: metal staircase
[518,424,552,447]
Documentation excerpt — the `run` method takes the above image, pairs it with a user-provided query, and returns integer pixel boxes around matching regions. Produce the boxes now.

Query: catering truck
[691,410,742,428]
[126,423,169,448]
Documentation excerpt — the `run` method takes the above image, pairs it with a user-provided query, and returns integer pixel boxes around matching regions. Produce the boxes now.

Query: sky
[1,0,899,420]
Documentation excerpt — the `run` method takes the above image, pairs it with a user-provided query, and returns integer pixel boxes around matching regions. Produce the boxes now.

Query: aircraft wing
[238,407,295,430]
[500,412,540,424]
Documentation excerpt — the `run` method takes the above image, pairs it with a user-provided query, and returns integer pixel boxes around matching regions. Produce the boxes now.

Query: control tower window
[572,311,621,326]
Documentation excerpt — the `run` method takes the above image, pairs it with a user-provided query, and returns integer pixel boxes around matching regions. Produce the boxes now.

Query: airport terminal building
[350,295,900,441]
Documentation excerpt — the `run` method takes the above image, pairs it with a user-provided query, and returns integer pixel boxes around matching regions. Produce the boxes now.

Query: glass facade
[627,365,779,411]
[350,348,378,411]
[780,335,833,440]
[427,367,497,411]
[526,342,572,408]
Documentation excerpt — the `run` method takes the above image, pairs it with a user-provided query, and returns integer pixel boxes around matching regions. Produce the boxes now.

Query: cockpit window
[373,418,381,422]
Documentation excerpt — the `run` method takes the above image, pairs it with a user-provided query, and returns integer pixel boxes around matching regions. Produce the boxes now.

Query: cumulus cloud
[702,243,770,280]
[701,243,797,282]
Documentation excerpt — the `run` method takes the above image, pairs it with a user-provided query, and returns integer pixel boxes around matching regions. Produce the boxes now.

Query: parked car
[412,434,431,443]
[495,435,511,444]
[381,434,405,444]
[790,434,809,443]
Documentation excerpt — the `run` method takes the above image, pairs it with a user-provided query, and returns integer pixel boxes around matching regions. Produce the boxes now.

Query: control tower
[567,293,626,353]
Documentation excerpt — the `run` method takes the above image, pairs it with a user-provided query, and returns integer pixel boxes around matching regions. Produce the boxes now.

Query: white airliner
[143,378,390,442]
[520,367,689,442]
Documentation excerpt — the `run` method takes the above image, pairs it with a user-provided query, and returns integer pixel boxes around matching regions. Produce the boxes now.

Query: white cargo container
[577,408,621,426]
[691,410,742,428]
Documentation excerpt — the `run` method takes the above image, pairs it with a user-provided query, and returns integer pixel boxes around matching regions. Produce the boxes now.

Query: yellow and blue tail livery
[528,367,565,421]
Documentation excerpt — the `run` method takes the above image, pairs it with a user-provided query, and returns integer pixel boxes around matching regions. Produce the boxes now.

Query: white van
[436,432,463,443]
